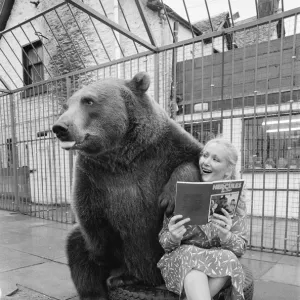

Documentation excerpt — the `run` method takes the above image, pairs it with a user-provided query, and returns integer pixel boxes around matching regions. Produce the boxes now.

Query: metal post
[182,0,194,38]
[228,0,235,27]
[9,93,19,211]
[170,22,178,119]
[154,53,159,103]
[263,21,272,251]
[204,0,214,31]
[160,0,175,41]
[66,77,75,223]
[255,0,259,18]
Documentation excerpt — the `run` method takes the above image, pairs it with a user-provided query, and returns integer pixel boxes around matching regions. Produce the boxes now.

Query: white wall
[176,103,300,220]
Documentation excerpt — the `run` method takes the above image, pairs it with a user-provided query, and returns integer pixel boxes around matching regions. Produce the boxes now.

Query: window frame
[184,120,222,144]
[22,40,46,98]
[243,114,300,171]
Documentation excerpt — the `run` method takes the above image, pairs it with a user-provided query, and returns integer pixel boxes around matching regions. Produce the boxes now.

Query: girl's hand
[211,208,233,242]
[168,215,190,243]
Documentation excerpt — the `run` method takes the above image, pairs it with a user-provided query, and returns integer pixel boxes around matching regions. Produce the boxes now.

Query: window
[184,120,221,144]
[22,40,45,96]
[244,115,300,170]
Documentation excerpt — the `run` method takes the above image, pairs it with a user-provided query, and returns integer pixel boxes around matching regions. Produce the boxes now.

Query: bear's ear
[128,72,150,93]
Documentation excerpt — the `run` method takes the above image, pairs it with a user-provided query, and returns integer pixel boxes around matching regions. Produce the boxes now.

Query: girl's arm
[220,190,248,256]
[158,215,181,253]
[220,214,248,257]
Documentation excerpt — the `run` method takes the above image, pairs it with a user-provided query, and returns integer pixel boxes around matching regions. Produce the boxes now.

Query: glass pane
[27,45,42,65]
[263,115,300,169]
[29,63,43,83]
[245,115,300,169]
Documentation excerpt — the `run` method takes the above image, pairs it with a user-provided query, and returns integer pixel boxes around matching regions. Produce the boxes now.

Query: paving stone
[0,233,66,260]
[0,261,77,300]
[253,280,300,300]
[277,254,300,266]
[243,249,284,263]
[261,263,300,287]
[53,256,68,264]
[1,284,56,300]
[0,246,47,273]
[240,257,275,279]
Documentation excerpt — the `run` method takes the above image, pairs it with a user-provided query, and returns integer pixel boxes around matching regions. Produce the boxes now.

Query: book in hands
[174,180,245,225]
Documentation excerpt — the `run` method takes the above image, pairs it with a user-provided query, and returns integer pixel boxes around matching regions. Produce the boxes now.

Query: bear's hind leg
[66,226,109,300]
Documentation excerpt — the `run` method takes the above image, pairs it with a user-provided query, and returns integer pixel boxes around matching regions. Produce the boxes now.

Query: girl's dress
[157,195,248,300]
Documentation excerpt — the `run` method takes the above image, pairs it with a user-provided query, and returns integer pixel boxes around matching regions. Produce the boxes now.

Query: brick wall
[176,33,300,104]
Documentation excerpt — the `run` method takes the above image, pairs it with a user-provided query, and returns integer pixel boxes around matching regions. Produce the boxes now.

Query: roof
[193,11,280,48]
[233,16,279,47]
[235,16,257,25]
[193,12,230,34]
[146,0,202,36]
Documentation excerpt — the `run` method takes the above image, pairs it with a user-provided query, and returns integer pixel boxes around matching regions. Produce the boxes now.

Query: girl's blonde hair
[204,137,247,216]
[204,137,239,179]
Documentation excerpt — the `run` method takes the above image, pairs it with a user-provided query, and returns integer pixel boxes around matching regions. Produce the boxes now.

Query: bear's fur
[52,72,202,300]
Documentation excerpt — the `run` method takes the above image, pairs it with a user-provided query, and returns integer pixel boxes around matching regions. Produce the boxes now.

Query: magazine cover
[174,180,245,225]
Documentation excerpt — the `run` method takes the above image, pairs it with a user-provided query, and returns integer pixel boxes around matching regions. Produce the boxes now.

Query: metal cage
[0,0,299,256]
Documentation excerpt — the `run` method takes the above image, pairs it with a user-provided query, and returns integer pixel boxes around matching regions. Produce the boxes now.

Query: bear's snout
[52,123,69,140]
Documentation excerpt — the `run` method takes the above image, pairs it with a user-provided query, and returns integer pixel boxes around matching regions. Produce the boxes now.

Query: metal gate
[0,0,299,255]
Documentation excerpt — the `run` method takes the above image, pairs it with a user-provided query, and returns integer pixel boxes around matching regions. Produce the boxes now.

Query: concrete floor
[0,210,299,300]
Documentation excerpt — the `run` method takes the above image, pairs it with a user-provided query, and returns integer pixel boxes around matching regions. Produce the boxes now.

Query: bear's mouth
[60,141,76,150]
[59,134,90,150]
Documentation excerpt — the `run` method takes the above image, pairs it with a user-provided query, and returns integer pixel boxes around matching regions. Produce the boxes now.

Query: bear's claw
[106,274,141,289]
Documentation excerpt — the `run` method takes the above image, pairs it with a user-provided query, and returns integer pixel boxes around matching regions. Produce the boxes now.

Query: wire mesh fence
[0,1,299,255]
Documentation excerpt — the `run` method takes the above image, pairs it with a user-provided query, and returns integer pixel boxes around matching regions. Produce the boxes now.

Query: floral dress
[157,193,248,300]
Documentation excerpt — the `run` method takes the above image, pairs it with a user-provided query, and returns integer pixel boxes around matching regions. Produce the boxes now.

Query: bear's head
[52,72,166,156]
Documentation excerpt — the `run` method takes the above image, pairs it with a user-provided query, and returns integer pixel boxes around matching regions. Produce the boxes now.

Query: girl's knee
[221,250,240,270]
[184,269,208,286]
[222,249,238,261]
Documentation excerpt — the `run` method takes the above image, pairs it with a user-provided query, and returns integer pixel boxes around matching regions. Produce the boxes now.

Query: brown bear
[52,72,202,300]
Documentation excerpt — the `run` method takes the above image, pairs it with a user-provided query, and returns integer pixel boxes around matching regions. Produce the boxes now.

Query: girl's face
[199,142,231,182]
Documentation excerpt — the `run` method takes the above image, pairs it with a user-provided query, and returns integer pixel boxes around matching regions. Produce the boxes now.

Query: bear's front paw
[159,192,174,217]
[106,275,125,288]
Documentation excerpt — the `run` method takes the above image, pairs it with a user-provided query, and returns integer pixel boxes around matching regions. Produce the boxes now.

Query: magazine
[174,179,245,225]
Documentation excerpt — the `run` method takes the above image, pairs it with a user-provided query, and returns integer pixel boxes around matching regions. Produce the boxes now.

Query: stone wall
[0,0,212,204]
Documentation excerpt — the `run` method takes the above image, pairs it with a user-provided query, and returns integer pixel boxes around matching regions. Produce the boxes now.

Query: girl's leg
[208,276,230,297]
[184,270,230,300]
[184,270,211,300]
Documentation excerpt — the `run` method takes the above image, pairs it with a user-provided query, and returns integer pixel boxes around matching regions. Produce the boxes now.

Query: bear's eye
[82,97,94,106]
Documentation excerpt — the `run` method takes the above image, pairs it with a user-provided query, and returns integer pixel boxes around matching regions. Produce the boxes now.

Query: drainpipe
[159,8,166,46]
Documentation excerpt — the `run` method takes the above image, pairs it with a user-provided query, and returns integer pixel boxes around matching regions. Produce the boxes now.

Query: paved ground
[0,209,299,300]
